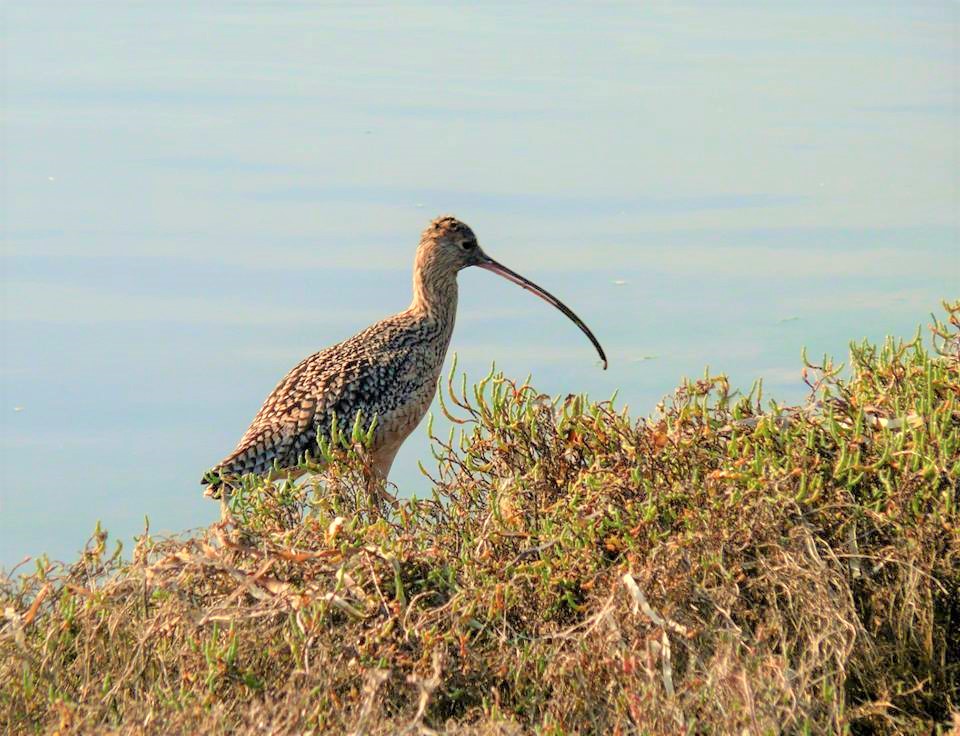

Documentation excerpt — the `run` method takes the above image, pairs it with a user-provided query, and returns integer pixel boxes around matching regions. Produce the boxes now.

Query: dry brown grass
[2,303,959,735]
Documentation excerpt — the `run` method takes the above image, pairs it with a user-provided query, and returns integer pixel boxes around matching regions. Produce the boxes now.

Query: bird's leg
[366,447,400,510]
[366,471,398,508]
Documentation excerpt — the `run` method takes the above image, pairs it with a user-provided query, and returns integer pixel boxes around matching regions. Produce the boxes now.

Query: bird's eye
[460,241,476,251]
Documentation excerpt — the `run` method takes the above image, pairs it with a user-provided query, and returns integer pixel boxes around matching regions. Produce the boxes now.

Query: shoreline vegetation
[2,303,958,735]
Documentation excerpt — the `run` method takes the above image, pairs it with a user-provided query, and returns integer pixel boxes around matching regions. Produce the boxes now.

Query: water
[2,1,957,568]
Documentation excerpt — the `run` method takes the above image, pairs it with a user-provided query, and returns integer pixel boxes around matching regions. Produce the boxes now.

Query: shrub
[2,303,958,735]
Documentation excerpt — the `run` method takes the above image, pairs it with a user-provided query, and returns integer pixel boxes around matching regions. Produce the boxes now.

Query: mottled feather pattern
[203,215,604,494]
[204,217,475,490]
[205,306,455,484]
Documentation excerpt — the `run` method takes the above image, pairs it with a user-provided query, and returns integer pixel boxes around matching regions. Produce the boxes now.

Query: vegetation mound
[2,305,959,735]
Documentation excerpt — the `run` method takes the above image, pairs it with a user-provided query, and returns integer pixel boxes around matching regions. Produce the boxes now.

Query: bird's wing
[204,323,411,484]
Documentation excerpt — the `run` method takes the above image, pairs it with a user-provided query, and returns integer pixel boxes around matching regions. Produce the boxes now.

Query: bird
[202,216,607,499]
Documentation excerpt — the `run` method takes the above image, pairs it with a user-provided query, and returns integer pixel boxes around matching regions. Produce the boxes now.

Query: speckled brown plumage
[202,216,607,495]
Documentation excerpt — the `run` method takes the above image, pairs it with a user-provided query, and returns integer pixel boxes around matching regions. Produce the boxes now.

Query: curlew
[202,216,607,498]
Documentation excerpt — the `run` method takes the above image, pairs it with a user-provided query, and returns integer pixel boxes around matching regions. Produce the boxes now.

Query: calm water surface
[2,1,957,567]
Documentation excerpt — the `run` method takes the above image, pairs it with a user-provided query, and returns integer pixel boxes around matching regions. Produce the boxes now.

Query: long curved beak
[476,255,608,370]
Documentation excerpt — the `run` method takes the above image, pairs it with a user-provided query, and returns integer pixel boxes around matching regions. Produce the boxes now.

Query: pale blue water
[2,1,957,568]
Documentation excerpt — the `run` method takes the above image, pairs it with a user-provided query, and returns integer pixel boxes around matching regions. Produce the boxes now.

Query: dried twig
[623,573,686,728]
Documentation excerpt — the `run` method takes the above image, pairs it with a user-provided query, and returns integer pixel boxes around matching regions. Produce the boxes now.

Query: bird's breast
[366,330,450,450]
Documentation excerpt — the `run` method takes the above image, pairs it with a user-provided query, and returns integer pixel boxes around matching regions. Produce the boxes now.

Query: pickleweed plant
[2,302,958,735]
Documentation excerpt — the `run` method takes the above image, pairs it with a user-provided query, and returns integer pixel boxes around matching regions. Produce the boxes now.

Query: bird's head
[417,215,486,272]
[415,215,608,369]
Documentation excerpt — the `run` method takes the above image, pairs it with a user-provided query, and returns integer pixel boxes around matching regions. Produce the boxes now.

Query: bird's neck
[409,260,459,324]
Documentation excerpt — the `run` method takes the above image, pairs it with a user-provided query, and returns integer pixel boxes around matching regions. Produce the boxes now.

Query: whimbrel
[202,216,607,497]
